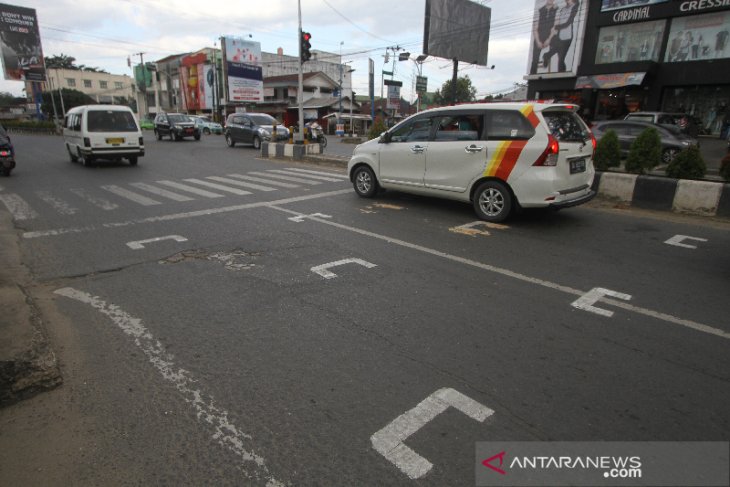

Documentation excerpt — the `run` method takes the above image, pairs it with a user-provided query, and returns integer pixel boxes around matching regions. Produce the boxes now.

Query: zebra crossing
[0,168,350,222]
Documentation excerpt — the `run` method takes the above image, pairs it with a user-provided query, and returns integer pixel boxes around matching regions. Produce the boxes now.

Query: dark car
[592,120,698,164]
[624,111,702,137]
[224,113,289,149]
[154,113,200,141]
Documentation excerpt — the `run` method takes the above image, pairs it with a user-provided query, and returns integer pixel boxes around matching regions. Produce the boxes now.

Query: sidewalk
[0,211,61,406]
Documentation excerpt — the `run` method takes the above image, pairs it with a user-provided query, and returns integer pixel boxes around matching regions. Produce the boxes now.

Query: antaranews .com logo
[475,441,728,487]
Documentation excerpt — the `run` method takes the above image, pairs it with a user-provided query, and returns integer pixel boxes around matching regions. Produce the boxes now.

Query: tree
[432,75,477,106]
[0,91,25,107]
[665,145,706,180]
[40,88,96,119]
[625,127,661,174]
[43,54,108,73]
[593,129,621,171]
[368,116,388,140]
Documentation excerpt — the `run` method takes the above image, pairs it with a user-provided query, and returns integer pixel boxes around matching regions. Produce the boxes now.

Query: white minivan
[63,105,144,166]
[347,103,596,222]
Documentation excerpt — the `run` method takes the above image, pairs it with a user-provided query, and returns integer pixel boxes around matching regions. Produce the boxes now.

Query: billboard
[423,0,491,65]
[665,10,730,62]
[0,2,45,81]
[222,37,263,103]
[526,0,588,78]
[180,52,215,111]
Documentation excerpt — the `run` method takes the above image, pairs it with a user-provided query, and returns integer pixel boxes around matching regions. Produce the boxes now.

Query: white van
[63,105,144,166]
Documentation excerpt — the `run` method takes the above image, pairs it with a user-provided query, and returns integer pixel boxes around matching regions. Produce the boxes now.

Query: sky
[0,0,538,103]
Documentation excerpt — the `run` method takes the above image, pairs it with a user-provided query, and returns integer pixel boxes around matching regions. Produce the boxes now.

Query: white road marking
[126,235,188,250]
[130,182,194,202]
[310,258,376,279]
[102,185,161,206]
[449,221,508,237]
[227,173,300,189]
[156,180,224,198]
[206,176,277,192]
[183,178,252,195]
[70,188,119,210]
[53,288,283,486]
[267,169,342,182]
[288,212,331,223]
[0,193,38,220]
[249,171,320,185]
[22,189,351,239]
[371,388,494,479]
[664,234,708,249]
[571,287,632,318]
[284,168,348,179]
[269,206,730,340]
[35,191,78,215]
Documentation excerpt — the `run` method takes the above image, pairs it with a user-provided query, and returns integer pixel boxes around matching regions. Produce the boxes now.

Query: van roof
[68,104,134,112]
[417,102,578,115]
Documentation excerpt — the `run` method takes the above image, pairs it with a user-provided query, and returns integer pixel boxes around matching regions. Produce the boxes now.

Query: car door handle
[465,144,484,153]
[410,145,426,154]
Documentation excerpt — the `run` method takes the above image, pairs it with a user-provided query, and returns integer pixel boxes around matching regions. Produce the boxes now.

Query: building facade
[29,68,134,105]
[526,0,730,135]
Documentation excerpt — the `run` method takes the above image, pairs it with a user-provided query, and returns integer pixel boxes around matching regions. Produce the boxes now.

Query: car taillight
[139,137,144,146]
[534,134,559,166]
[0,151,8,157]
[84,137,91,147]
[590,133,597,155]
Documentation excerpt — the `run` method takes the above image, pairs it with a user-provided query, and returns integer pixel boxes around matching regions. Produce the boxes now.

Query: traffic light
[301,32,312,63]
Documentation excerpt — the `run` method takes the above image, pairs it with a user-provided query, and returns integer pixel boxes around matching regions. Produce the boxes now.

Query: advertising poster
[595,19,665,64]
[526,0,588,77]
[386,84,400,110]
[665,11,730,62]
[0,2,45,81]
[180,52,209,111]
[223,37,263,103]
[600,0,667,12]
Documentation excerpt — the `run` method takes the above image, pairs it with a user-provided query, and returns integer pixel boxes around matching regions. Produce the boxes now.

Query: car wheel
[226,133,235,147]
[352,165,378,198]
[473,180,512,223]
[155,129,162,141]
[78,148,93,167]
[662,148,679,164]
[67,144,78,162]
[252,136,261,150]
[203,128,210,135]
[129,156,138,166]
[194,133,201,141]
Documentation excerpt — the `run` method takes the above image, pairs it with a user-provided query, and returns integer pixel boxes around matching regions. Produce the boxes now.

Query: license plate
[185,128,193,134]
[569,157,586,174]
[106,137,124,145]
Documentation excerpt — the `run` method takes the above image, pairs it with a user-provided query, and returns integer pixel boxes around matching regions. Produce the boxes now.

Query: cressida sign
[475,442,728,486]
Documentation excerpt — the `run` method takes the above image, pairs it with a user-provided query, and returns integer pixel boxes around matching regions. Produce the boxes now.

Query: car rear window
[542,110,590,142]
[484,110,534,141]
[626,114,654,123]
[87,110,138,132]
[168,114,190,123]
[250,114,276,125]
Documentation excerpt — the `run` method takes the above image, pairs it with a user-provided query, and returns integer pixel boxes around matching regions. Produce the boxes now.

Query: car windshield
[250,114,276,125]
[87,110,138,132]
[542,110,590,143]
[168,114,191,124]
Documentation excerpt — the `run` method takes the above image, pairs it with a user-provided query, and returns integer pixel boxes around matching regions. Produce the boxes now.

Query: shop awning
[575,72,646,90]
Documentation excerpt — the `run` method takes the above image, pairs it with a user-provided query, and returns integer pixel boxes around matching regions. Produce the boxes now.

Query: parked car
[224,113,289,149]
[624,111,701,137]
[63,105,144,166]
[591,120,698,163]
[139,117,155,130]
[190,115,223,135]
[347,102,596,223]
[154,113,200,141]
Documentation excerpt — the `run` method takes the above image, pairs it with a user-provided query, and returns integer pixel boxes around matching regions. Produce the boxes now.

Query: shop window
[595,20,666,64]
[665,11,730,63]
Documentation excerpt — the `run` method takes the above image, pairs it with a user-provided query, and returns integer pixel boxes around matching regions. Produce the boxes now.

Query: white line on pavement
[0,193,38,220]
[206,176,277,192]
[283,168,348,179]
[156,180,224,198]
[267,169,343,182]
[126,235,188,250]
[183,178,252,196]
[249,171,320,185]
[102,185,161,206]
[267,205,730,341]
[664,234,708,249]
[226,174,300,189]
[311,258,376,279]
[36,191,78,215]
[130,182,195,202]
[22,189,351,239]
[53,288,284,486]
[69,188,119,210]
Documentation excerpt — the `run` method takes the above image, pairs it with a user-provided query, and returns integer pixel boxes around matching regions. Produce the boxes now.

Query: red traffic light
[302,32,311,42]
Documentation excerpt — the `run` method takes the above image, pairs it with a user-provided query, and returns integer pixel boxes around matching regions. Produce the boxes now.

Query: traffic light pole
[296,0,304,143]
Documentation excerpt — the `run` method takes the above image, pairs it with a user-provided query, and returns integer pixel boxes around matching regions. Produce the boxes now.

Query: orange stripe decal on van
[521,105,541,128]
[483,140,528,180]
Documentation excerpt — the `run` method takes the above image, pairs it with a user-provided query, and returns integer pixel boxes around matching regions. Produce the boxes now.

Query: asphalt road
[1,133,729,486]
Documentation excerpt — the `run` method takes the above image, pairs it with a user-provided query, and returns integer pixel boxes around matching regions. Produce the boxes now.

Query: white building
[28,68,135,105]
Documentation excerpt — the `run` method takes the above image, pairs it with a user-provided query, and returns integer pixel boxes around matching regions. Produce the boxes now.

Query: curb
[0,211,62,407]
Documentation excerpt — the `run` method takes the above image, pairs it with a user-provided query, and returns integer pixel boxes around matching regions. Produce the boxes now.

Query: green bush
[368,117,387,140]
[625,127,661,174]
[593,129,621,171]
[1,119,55,129]
[665,145,706,180]
[718,152,730,182]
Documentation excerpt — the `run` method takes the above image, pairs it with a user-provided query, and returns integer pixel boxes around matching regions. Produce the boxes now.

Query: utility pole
[132,52,146,118]
[296,0,304,143]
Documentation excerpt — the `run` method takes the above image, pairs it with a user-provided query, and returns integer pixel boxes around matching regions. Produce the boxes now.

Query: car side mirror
[379,132,390,143]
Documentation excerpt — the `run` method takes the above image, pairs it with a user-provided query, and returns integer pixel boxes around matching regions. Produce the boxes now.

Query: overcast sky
[1,0,537,102]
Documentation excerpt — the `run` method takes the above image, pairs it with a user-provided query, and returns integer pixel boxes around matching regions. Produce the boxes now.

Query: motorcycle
[310,125,327,149]
[0,129,15,177]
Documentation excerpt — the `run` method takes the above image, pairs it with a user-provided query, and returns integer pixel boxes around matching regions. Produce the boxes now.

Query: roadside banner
[222,37,263,103]
[0,2,45,81]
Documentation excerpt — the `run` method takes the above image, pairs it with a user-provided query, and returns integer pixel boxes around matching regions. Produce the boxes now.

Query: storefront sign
[601,0,668,12]
[600,0,730,24]
[575,72,646,89]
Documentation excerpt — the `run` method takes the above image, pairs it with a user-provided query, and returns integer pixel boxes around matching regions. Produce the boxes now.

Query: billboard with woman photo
[527,0,588,77]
